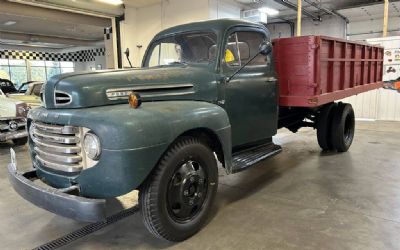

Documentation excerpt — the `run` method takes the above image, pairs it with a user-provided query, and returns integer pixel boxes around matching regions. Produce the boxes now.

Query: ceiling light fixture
[3,21,17,26]
[98,0,123,5]
[258,7,279,16]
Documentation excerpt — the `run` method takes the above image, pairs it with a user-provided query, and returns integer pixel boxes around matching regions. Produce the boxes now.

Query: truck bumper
[0,130,27,141]
[7,149,106,222]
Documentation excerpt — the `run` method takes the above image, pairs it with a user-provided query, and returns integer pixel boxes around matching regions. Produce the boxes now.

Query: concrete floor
[1,120,400,249]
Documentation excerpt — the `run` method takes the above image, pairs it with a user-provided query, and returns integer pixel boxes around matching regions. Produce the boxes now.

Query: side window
[224,31,269,67]
[237,31,269,66]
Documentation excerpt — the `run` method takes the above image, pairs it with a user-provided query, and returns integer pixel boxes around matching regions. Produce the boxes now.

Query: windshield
[144,32,218,67]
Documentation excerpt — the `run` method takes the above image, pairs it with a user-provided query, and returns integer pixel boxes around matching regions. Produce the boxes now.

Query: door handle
[266,77,277,82]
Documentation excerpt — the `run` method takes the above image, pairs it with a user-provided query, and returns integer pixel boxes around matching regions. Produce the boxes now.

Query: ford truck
[8,19,383,241]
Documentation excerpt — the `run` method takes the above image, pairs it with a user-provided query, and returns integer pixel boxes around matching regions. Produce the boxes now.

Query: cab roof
[153,19,265,40]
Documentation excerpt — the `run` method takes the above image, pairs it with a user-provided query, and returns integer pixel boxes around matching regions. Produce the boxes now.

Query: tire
[139,137,218,242]
[12,137,28,146]
[330,103,355,152]
[316,103,337,151]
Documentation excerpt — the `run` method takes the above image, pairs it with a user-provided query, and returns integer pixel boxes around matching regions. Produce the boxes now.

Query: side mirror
[124,48,133,68]
[259,41,272,56]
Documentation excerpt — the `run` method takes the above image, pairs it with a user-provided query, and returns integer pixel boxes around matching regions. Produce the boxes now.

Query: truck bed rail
[274,36,384,107]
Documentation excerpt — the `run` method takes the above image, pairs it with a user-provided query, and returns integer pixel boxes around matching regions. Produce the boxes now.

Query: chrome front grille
[31,121,83,173]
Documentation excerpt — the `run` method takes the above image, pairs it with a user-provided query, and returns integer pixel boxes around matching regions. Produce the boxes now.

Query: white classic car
[0,89,29,145]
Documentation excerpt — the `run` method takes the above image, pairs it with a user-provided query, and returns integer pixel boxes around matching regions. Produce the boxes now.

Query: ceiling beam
[0,30,103,46]
[9,0,123,18]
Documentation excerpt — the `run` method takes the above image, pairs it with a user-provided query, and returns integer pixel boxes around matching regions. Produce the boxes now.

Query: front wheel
[139,137,218,241]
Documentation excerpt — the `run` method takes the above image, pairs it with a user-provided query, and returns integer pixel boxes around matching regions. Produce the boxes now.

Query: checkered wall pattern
[0,48,105,62]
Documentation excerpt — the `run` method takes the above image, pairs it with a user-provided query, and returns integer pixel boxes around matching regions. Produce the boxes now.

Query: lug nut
[184,190,189,196]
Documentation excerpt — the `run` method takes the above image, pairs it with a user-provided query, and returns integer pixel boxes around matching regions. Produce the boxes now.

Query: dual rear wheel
[317,102,355,152]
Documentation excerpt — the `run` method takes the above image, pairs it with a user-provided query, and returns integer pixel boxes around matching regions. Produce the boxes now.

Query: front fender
[29,101,232,197]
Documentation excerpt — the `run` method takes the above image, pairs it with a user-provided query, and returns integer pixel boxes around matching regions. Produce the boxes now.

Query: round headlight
[83,132,101,160]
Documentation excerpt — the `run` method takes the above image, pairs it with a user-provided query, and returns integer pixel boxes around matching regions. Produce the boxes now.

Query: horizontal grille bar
[36,155,82,173]
[34,121,78,135]
[33,128,79,144]
[35,147,82,164]
[32,136,81,154]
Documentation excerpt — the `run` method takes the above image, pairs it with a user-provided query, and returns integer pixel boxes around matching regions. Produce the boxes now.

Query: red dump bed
[273,36,384,107]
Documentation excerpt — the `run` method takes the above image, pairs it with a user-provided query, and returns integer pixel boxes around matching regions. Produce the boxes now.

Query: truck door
[221,28,278,148]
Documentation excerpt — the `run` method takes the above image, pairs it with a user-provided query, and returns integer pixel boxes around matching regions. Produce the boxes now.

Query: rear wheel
[330,103,355,152]
[12,137,27,146]
[139,137,218,242]
[316,103,337,151]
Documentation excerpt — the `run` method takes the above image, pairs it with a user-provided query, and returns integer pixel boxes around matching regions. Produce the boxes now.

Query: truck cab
[8,19,365,242]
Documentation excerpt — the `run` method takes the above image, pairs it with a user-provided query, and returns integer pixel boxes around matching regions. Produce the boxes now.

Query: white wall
[267,15,400,42]
[209,0,241,19]
[340,36,400,121]
[268,15,346,39]
[302,16,346,38]
[348,17,400,41]
[341,88,400,121]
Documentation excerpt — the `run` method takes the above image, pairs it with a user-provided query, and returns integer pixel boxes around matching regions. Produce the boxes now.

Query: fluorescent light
[98,0,123,5]
[258,7,279,16]
[3,21,17,26]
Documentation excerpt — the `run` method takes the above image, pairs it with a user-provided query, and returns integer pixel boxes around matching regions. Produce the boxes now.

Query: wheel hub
[167,160,208,222]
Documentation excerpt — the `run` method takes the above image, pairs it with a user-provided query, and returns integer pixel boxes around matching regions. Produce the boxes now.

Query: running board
[231,143,282,173]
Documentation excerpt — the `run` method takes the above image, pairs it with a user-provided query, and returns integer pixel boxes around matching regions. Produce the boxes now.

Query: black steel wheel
[12,137,27,146]
[167,160,208,222]
[139,137,218,242]
[316,102,337,151]
[330,103,355,152]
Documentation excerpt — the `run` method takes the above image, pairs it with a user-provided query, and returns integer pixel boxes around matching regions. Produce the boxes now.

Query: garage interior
[0,0,400,249]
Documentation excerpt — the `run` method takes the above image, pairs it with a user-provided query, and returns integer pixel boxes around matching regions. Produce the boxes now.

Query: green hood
[42,65,218,109]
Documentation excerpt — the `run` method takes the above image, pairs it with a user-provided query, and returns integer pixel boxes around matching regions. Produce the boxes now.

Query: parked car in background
[0,89,29,145]
[9,81,43,108]
[0,78,18,94]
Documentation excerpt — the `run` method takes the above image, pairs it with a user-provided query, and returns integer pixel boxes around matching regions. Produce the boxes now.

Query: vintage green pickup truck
[8,19,383,241]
